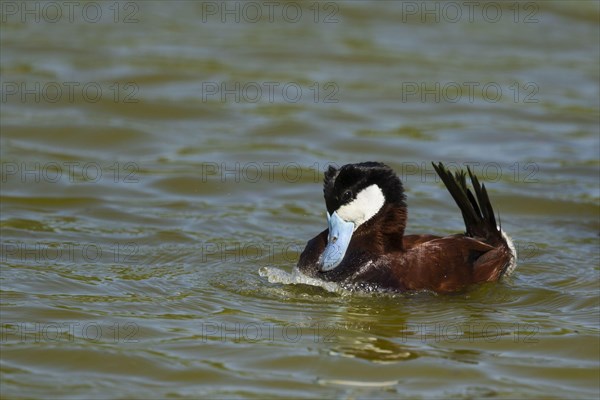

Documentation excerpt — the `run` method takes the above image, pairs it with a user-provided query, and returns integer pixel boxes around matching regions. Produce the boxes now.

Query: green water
[1,1,599,399]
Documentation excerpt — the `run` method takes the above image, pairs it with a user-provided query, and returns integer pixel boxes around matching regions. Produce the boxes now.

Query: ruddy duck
[297,162,516,293]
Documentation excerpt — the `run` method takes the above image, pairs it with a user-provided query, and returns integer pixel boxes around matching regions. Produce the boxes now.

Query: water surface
[1,1,599,399]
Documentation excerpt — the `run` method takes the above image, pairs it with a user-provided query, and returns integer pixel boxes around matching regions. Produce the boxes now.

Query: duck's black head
[319,162,407,272]
[324,162,405,216]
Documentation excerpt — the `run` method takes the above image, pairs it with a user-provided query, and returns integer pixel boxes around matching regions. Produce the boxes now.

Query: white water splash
[258,266,342,293]
[316,378,400,387]
[501,229,518,276]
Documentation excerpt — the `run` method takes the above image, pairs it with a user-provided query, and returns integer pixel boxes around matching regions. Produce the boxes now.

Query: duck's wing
[395,235,507,293]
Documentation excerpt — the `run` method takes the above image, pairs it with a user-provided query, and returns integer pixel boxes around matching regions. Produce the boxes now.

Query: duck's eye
[342,190,353,202]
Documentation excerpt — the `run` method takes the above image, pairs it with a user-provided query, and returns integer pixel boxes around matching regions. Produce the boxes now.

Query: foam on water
[258,266,405,297]
[316,378,400,387]
[258,266,342,293]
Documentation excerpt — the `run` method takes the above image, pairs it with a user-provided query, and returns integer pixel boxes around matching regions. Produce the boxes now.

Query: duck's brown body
[297,162,516,293]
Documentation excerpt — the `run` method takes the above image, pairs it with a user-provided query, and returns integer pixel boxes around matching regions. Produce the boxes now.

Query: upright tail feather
[431,162,500,241]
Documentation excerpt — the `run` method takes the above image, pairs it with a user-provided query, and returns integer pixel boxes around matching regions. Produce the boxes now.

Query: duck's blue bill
[320,211,354,272]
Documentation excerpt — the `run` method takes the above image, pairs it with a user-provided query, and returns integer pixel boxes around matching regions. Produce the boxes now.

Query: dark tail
[432,162,501,241]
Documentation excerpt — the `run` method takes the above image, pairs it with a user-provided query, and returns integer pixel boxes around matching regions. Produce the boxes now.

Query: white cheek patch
[336,184,385,229]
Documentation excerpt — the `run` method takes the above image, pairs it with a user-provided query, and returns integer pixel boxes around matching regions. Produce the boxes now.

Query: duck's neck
[357,203,407,253]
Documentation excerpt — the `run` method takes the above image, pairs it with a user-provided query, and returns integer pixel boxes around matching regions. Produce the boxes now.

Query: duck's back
[391,233,513,293]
